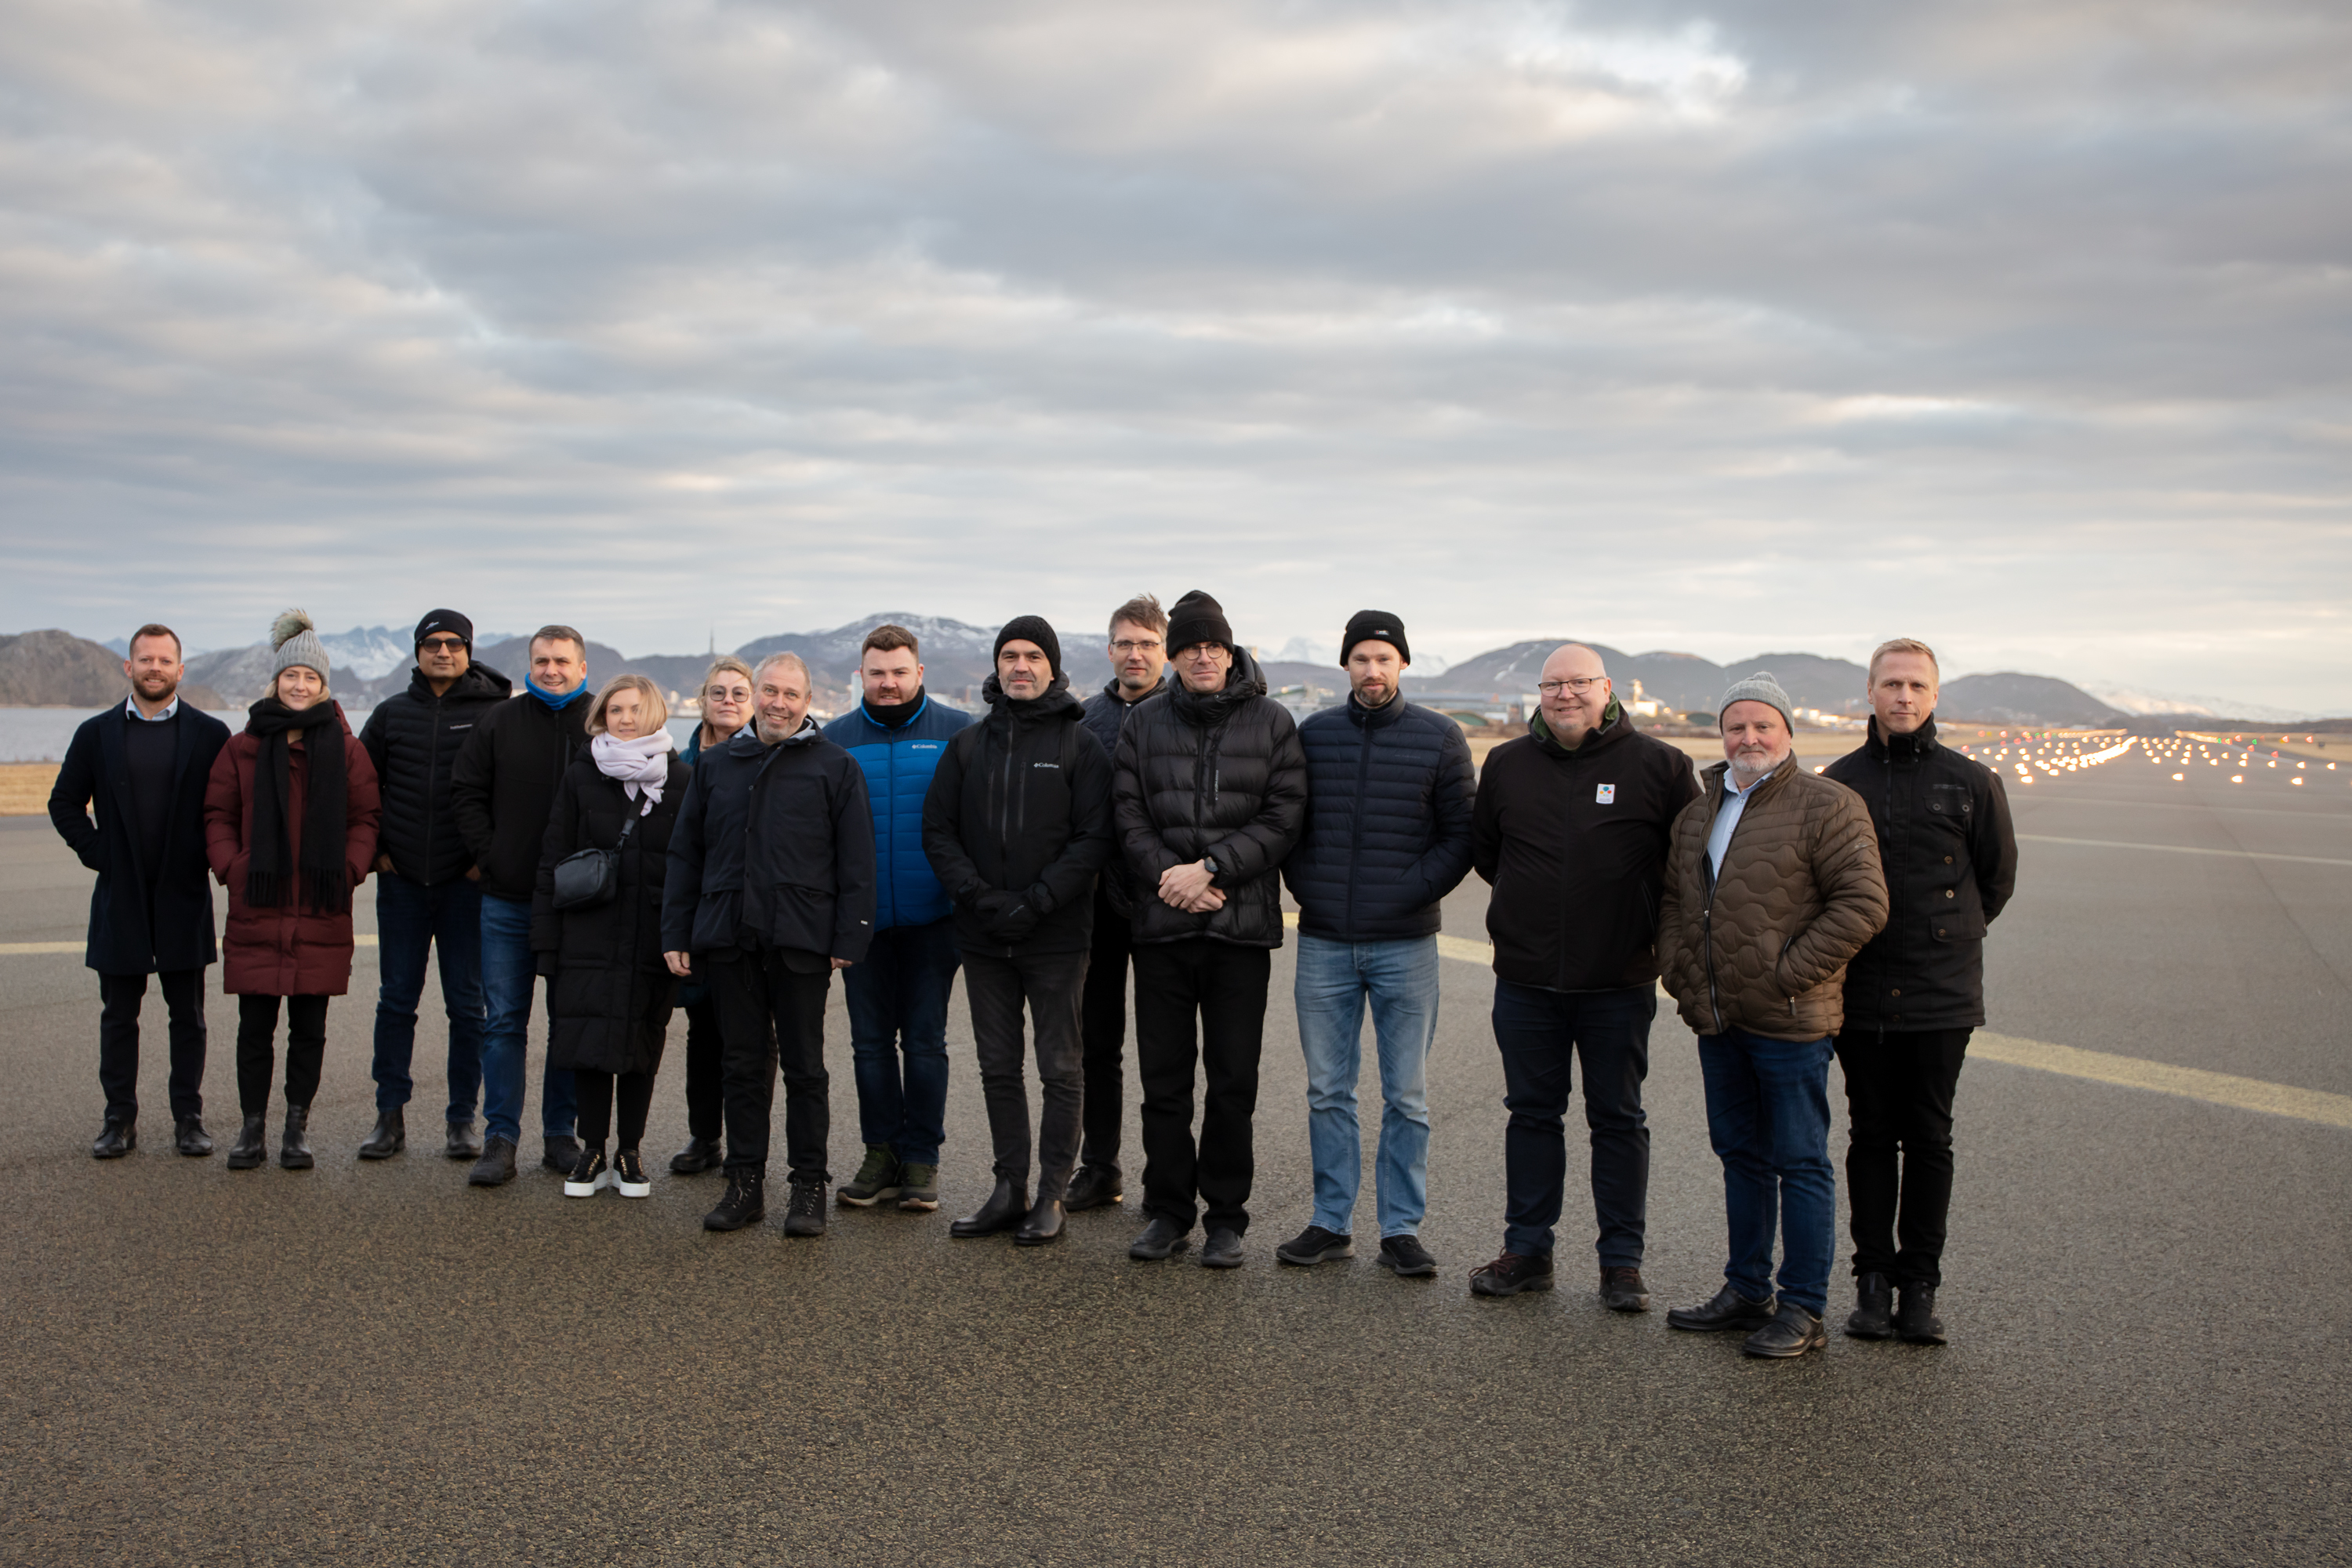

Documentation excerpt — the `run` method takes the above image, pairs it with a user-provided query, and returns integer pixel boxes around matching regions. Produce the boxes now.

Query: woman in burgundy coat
[204,612,382,1171]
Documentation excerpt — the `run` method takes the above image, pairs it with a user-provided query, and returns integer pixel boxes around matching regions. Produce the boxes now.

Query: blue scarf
[526,674,590,710]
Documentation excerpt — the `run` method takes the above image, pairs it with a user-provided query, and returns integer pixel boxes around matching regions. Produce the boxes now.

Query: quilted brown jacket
[1658,754,1888,1041]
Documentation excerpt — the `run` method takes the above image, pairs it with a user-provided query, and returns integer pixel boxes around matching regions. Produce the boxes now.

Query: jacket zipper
[1345,717,1371,933]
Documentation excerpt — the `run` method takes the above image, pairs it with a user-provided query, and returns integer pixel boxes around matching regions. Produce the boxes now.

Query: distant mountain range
[13,619,2347,729]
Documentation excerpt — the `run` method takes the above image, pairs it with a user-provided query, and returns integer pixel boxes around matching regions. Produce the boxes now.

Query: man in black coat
[1821,639,2017,1345]
[922,616,1116,1247]
[48,624,231,1157]
[354,609,510,1163]
[1467,642,1699,1308]
[1068,592,1170,1212]
[662,652,877,1240]
[1110,590,1308,1269]
[451,625,591,1185]
[1275,612,1475,1278]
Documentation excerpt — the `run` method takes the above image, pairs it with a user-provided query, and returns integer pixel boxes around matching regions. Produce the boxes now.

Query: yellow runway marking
[2017,833,2352,869]
[1,935,379,955]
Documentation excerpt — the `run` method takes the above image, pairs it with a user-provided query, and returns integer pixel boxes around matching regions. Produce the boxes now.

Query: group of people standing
[50,593,2015,1356]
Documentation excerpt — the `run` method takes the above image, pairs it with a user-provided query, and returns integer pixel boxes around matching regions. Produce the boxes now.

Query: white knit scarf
[591,729,676,813]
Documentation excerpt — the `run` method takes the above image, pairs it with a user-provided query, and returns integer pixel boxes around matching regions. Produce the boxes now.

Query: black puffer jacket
[1081,677,1162,918]
[1281,695,1475,942]
[1111,648,1308,948]
[1473,706,1700,990]
[924,676,1116,956]
[531,756,688,1075]
[450,691,590,902]
[1821,716,2017,1031]
[360,663,512,886]
[660,719,877,963]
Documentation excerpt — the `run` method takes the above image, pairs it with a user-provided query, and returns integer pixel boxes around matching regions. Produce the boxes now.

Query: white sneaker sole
[615,1175,652,1198]
[563,1169,614,1198]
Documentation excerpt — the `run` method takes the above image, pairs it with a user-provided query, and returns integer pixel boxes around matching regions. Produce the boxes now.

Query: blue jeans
[1294,933,1437,1238]
[1697,1028,1836,1314]
[840,918,958,1166]
[1490,980,1653,1266]
[371,873,485,1120]
[479,892,576,1147]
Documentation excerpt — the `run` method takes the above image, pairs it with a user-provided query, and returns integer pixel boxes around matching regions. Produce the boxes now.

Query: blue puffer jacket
[823,692,972,930]
[1279,694,1477,942]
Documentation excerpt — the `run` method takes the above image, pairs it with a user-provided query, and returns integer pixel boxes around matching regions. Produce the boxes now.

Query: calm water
[0,708,706,763]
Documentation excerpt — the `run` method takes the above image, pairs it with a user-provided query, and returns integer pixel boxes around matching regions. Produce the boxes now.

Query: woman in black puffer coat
[532,674,690,1200]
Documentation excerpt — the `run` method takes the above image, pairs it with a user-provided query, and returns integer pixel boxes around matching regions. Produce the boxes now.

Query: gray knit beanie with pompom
[270,609,331,685]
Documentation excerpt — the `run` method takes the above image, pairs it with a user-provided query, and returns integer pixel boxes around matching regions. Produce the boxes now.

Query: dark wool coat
[49,702,233,975]
[530,756,689,1076]
[449,691,590,902]
[1657,755,1887,1042]
[922,677,1116,956]
[358,662,511,886]
[201,707,382,996]
[1110,649,1308,949]
[1281,695,1476,944]
[1821,716,2018,1031]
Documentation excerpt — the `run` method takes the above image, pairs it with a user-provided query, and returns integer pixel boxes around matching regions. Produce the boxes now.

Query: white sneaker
[562,1146,612,1197]
[612,1149,652,1199]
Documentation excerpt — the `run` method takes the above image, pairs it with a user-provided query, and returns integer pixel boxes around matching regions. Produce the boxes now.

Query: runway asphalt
[2,735,2346,1565]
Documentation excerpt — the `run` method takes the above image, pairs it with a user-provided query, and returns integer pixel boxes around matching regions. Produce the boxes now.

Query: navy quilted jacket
[1280,695,1476,942]
[822,693,971,930]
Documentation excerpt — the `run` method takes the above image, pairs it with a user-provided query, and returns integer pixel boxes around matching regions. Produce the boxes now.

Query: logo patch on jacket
[1032,761,1061,769]
[1595,784,1616,804]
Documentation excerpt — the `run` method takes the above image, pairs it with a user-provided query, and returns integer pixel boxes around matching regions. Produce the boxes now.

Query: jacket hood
[405,662,512,704]
[1864,713,1939,760]
[1170,644,1270,727]
[1529,698,1628,757]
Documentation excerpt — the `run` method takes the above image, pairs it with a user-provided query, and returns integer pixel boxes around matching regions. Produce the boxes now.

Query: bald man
[1468,643,1699,1308]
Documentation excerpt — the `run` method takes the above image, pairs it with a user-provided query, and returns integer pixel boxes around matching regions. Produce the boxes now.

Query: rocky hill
[0,630,224,708]
[1937,673,2124,727]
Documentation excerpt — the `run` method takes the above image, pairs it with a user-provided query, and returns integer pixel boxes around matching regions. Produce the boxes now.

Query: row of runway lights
[1806,731,2339,788]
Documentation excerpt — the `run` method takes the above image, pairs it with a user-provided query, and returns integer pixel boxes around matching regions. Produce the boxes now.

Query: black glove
[972,890,1020,924]
[993,902,1039,942]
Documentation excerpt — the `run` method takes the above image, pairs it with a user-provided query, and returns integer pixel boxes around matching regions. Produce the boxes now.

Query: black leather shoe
[467,1134,518,1186]
[1894,1283,1947,1345]
[542,1134,581,1174]
[1013,1196,1065,1247]
[91,1119,136,1160]
[225,1113,268,1170]
[1846,1272,1894,1339]
[950,1177,1027,1239]
[1062,1163,1123,1212]
[670,1135,724,1175]
[1378,1235,1438,1277]
[1275,1225,1352,1266]
[1199,1228,1245,1269]
[1600,1265,1652,1312]
[1743,1301,1828,1358]
[278,1105,314,1170]
[173,1116,213,1158]
[445,1120,483,1160]
[1469,1252,1554,1297]
[358,1109,405,1160]
[703,1170,766,1231]
[1128,1215,1192,1261]
[1667,1283,1778,1332]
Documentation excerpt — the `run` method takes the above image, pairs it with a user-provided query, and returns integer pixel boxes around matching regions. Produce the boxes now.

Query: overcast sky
[4,0,2347,710]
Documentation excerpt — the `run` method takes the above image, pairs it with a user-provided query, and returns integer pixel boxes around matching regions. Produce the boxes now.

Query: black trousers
[963,948,1088,1198]
[98,969,208,1123]
[1835,1026,1971,1288]
[1078,885,1133,1171]
[236,994,330,1113]
[709,949,832,1183]
[681,989,725,1143]
[576,1070,659,1150]
[1131,938,1271,1235]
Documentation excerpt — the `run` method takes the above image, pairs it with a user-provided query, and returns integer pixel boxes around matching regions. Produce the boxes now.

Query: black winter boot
[358,1108,405,1160]
[1846,1272,1894,1339]
[279,1105,314,1170]
[226,1112,268,1171]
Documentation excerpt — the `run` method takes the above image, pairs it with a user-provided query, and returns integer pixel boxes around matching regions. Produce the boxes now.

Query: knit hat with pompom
[269,609,331,684]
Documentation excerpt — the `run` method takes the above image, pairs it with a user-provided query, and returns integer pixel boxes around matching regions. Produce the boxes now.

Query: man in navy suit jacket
[48,625,231,1159]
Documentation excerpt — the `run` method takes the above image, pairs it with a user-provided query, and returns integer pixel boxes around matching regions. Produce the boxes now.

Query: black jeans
[680,989,724,1143]
[236,994,330,1112]
[98,969,208,1123]
[1836,1026,1970,1287]
[1131,938,1271,1235]
[710,949,832,1183]
[962,948,1088,1198]
[1489,980,1653,1267]
[1078,885,1132,1172]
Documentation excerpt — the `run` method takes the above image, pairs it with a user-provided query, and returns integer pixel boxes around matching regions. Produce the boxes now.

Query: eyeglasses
[1537,677,1606,696]
[419,637,466,653]
[1111,639,1163,655]
[703,686,750,702]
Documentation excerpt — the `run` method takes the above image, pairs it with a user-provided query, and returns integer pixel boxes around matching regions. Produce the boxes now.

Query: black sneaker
[782,1177,827,1237]
[1275,1225,1353,1266]
[1063,1163,1123,1212]
[1894,1283,1947,1345]
[1599,1265,1652,1312]
[542,1134,581,1174]
[1469,1251,1555,1297]
[1743,1301,1828,1359]
[563,1144,611,1198]
[1378,1235,1437,1277]
[1846,1272,1894,1339]
[612,1149,652,1199]
[837,1145,901,1207]
[703,1171,766,1231]
[1667,1283,1779,1333]
[1199,1229,1245,1269]
[1127,1215,1191,1260]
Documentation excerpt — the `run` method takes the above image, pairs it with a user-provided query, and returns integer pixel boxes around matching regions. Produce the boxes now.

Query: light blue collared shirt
[125,694,180,723]
[1706,768,1767,880]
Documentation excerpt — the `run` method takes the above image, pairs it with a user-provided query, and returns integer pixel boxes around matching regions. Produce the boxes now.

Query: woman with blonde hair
[670,655,755,1174]
[531,673,690,1197]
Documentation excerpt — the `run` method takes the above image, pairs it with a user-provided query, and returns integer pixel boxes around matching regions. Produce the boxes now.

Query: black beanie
[1340,609,1410,668]
[1165,590,1235,655]
[995,615,1062,678]
[415,608,474,649]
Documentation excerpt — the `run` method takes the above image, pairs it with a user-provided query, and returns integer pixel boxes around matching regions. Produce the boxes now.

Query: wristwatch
[1202,854,1221,878]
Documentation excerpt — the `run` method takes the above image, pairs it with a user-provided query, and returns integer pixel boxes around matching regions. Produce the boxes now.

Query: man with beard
[50,624,232,1158]
[355,610,510,1162]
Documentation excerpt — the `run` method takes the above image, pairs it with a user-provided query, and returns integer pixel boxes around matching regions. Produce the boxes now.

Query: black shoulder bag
[550,792,646,912]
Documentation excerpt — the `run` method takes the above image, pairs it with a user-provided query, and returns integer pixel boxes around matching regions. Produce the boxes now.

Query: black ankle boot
[226,1112,268,1170]
[1846,1272,1893,1339]
[279,1105,314,1170]
[949,1177,1026,1238]
[1013,1195,1065,1247]
[358,1107,405,1160]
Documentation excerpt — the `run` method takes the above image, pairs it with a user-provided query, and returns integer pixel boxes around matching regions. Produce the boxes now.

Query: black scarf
[244,697,350,914]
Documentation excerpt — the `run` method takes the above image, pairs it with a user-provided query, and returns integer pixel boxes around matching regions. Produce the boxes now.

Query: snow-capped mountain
[317,626,418,681]
[2080,685,2318,722]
